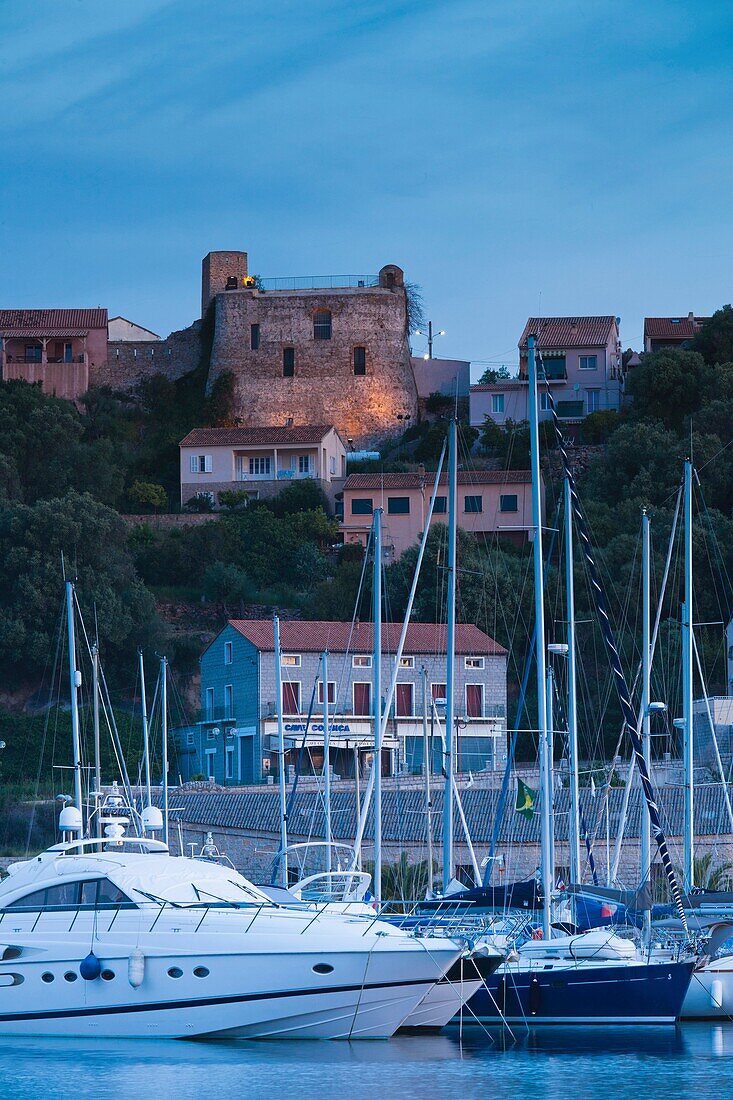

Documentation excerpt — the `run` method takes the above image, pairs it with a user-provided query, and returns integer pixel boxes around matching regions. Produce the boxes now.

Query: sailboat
[466,332,695,1024]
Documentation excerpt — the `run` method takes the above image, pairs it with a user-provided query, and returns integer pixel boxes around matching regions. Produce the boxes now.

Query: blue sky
[1,0,732,377]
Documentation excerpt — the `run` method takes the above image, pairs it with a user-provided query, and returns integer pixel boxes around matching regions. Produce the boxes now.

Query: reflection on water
[3,1025,733,1099]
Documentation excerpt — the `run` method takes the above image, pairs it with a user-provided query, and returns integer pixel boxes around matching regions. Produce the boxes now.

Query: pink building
[643,313,708,353]
[471,315,623,431]
[0,309,108,401]
[340,469,541,560]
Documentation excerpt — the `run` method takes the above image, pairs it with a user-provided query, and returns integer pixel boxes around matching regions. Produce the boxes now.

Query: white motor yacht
[0,836,462,1040]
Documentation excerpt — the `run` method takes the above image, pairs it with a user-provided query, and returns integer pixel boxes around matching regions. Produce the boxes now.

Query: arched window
[313,311,332,340]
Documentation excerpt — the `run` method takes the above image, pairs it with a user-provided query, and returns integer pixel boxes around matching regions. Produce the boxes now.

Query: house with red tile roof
[470,315,623,432]
[340,469,542,559]
[179,424,347,509]
[0,308,108,400]
[643,313,708,354]
[179,618,508,784]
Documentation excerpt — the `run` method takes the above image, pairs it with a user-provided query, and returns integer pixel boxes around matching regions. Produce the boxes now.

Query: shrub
[580,410,620,444]
[128,480,168,512]
[185,492,215,513]
[218,489,251,512]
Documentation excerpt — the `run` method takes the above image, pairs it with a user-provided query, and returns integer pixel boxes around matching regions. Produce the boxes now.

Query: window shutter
[189,455,197,474]
[204,455,213,473]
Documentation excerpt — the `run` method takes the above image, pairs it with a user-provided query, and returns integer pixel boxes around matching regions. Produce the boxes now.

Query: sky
[2,0,733,379]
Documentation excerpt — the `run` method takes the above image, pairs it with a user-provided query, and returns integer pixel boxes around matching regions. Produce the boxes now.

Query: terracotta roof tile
[519,316,617,350]
[180,425,339,447]
[0,309,107,335]
[228,619,506,656]
[343,471,531,491]
[644,316,708,340]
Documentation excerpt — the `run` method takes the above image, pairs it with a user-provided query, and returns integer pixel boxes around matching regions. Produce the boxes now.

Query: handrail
[51,837,169,855]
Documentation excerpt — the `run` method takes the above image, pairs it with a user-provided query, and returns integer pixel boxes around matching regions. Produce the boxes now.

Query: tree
[269,480,332,517]
[693,305,733,366]
[580,410,620,444]
[218,489,252,512]
[625,348,711,431]
[128,480,168,513]
[477,366,511,385]
[202,561,254,614]
[0,491,158,685]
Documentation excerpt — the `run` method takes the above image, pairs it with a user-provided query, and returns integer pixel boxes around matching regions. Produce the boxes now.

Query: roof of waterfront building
[343,471,532,491]
[0,309,108,336]
[226,619,507,656]
[644,316,709,340]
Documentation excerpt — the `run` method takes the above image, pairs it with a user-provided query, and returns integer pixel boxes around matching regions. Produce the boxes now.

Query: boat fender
[711,979,724,1010]
[529,976,541,1016]
[80,952,101,981]
[128,948,145,988]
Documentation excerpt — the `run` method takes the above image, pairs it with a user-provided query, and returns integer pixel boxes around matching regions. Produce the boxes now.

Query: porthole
[41,972,54,984]
[167,967,183,979]
[101,970,115,981]
[64,971,78,983]
[313,963,334,975]
[193,966,209,978]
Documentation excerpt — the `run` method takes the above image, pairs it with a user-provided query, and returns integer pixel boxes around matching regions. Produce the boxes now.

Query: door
[396,683,414,717]
[466,683,483,718]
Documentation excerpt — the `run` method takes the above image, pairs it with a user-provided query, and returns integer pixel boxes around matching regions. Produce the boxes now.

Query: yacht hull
[399,952,503,1031]
[681,964,733,1019]
[468,959,694,1024]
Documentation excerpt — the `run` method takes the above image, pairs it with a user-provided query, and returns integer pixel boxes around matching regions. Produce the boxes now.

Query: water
[1,1024,733,1099]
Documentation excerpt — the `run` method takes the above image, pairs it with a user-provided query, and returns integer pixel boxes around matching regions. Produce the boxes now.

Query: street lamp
[414,322,446,360]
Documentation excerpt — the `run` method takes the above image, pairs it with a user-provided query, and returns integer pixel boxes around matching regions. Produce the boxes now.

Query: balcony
[2,352,87,366]
[199,705,236,724]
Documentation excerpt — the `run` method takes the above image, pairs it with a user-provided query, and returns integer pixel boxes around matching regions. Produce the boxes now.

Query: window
[224,641,233,666]
[466,684,484,718]
[249,456,272,476]
[225,746,234,780]
[433,496,447,514]
[207,729,217,741]
[224,685,233,720]
[250,323,260,350]
[465,657,485,669]
[283,348,295,376]
[556,400,584,418]
[587,389,601,412]
[491,394,505,414]
[205,749,215,781]
[25,344,42,363]
[399,656,415,669]
[351,498,373,515]
[6,879,134,911]
[431,683,447,702]
[330,456,337,475]
[282,681,301,714]
[353,346,366,375]
[353,654,372,668]
[353,682,372,715]
[579,355,597,371]
[205,687,214,720]
[500,494,518,513]
[298,455,311,475]
[538,356,566,379]
[464,495,482,514]
[539,392,551,412]
[282,654,301,667]
[186,732,195,746]
[313,310,332,340]
[190,454,212,474]
[317,681,336,705]
[396,683,414,717]
[387,496,410,515]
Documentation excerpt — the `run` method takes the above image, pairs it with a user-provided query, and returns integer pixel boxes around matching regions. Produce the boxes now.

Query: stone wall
[207,281,418,448]
[94,320,203,391]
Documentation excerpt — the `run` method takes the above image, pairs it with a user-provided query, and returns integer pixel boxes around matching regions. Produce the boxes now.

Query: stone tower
[201,251,249,317]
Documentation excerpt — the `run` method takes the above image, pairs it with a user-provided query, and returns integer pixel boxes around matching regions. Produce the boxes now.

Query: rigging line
[696,433,733,474]
[541,366,689,934]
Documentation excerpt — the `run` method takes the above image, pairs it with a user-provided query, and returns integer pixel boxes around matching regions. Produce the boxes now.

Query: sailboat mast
[422,667,434,895]
[139,649,152,808]
[373,507,383,905]
[92,643,101,803]
[564,477,581,886]
[160,655,169,847]
[527,335,551,938]
[322,650,332,874]
[641,509,652,939]
[682,458,694,891]
[442,416,458,891]
[65,581,84,829]
[273,614,288,887]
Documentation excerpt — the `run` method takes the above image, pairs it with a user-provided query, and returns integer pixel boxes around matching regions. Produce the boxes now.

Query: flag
[515,777,537,821]
[590,776,597,799]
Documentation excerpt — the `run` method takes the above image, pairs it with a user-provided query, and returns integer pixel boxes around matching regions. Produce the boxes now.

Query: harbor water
[3,1023,733,1099]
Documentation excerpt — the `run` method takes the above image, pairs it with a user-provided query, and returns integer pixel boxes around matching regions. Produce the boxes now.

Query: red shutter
[466,684,482,718]
[353,682,371,715]
[282,681,300,714]
[396,683,414,717]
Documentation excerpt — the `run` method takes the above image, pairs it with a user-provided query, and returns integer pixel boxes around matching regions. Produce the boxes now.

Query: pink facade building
[0,309,108,401]
[471,315,623,431]
[643,313,708,353]
[340,469,541,560]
